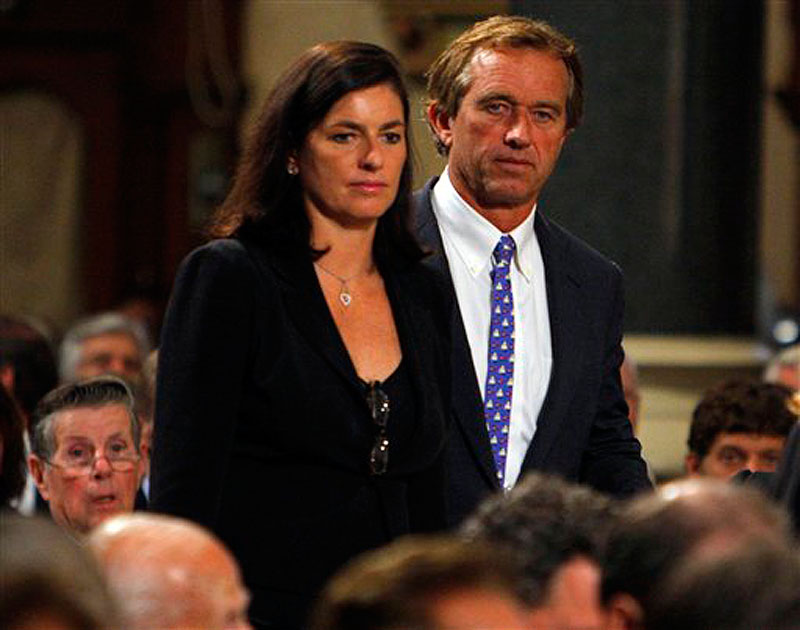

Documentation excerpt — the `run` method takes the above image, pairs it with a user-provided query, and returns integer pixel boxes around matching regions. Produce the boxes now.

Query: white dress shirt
[431,168,552,490]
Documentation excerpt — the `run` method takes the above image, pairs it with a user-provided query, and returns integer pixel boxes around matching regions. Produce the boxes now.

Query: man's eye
[719,451,744,465]
[485,102,508,115]
[533,110,555,122]
[66,446,88,461]
[382,132,402,145]
[330,133,354,143]
[762,453,781,466]
[109,441,130,456]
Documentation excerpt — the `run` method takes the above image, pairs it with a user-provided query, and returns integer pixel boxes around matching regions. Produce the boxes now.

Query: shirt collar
[432,167,536,282]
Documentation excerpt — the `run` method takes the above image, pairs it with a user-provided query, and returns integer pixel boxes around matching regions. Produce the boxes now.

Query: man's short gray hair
[59,312,151,383]
[29,376,141,460]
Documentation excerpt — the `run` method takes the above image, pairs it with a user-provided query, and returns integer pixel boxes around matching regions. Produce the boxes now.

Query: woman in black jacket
[150,41,450,630]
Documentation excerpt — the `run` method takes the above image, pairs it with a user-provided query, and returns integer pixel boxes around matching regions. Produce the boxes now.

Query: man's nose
[745,454,765,473]
[504,110,533,149]
[91,454,114,478]
[109,356,130,377]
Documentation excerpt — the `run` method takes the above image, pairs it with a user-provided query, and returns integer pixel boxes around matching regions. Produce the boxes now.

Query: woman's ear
[286,152,299,176]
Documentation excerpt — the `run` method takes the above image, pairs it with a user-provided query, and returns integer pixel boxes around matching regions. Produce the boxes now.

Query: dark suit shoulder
[178,238,256,277]
[413,177,440,234]
[536,213,623,284]
[176,237,282,296]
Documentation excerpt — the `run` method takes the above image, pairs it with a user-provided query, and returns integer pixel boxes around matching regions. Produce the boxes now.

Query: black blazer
[414,177,650,525]
[150,237,449,629]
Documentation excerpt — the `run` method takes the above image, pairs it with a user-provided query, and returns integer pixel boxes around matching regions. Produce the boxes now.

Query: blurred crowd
[1,307,799,629]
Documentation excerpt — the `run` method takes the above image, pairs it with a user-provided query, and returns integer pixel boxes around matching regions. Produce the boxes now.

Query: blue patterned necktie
[484,234,516,487]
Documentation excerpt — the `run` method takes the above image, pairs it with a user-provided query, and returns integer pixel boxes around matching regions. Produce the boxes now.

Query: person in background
[59,312,151,386]
[648,541,800,630]
[0,315,60,514]
[0,384,26,508]
[601,478,792,630]
[27,376,144,540]
[0,315,58,423]
[309,536,527,630]
[415,15,649,525]
[151,41,449,629]
[89,513,251,630]
[764,343,800,392]
[686,379,797,479]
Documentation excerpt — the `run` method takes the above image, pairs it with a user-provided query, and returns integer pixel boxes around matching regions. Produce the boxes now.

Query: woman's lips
[350,181,388,193]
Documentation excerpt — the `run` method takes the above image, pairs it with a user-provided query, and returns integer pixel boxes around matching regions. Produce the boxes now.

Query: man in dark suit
[415,15,650,525]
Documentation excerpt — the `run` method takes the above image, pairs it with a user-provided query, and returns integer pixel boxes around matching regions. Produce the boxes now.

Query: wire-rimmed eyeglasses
[44,447,140,478]
[366,382,390,475]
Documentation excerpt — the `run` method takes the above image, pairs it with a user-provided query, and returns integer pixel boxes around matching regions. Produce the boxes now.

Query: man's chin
[478,188,537,212]
[87,502,127,527]
[477,174,538,206]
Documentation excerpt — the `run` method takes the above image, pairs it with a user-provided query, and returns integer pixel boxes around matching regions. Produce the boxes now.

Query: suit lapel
[243,238,362,391]
[415,180,500,489]
[522,213,588,470]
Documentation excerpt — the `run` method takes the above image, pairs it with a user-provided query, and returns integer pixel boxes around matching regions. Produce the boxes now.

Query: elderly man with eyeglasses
[27,376,144,540]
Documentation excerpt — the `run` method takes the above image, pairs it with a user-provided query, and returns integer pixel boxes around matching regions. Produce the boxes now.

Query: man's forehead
[82,332,139,351]
[469,45,565,73]
[464,46,569,99]
[53,404,132,440]
[712,432,786,449]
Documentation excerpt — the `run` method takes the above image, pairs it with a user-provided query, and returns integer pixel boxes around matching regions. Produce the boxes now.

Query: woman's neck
[309,217,377,277]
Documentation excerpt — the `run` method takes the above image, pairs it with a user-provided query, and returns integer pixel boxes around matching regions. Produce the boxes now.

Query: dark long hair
[209,41,424,267]
[0,383,26,506]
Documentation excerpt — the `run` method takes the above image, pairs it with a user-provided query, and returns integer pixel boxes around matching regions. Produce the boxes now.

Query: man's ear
[685,452,702,476]
[559,129,570,151]
[28,454,50,501]
[604,593,644,630]
[137,445,148,481]
[426,102,454,153]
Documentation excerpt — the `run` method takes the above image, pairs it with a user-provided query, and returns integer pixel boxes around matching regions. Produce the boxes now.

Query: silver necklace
[314,261,371,307]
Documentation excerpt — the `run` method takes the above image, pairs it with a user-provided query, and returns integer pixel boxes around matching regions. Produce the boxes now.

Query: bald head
[88,514,251,630]
[602,479,792,629]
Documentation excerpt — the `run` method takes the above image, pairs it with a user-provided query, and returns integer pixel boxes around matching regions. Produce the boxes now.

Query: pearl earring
[287,162,299,175]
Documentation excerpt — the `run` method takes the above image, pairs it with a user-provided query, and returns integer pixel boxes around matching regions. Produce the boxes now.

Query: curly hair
[688,379,798,458]
[461,472,620,607]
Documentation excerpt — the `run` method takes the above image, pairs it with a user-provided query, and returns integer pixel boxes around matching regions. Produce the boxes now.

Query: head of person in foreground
[88,512,251,630]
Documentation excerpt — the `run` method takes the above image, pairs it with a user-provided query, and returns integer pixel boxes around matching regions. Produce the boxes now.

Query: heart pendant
[339,291,352,307]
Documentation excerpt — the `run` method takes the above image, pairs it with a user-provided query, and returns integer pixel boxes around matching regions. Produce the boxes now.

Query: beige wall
[760,0,800,309]
[0,91,85,328]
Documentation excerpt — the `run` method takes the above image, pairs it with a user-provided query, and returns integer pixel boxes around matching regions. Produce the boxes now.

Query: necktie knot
[493,235,516,268]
